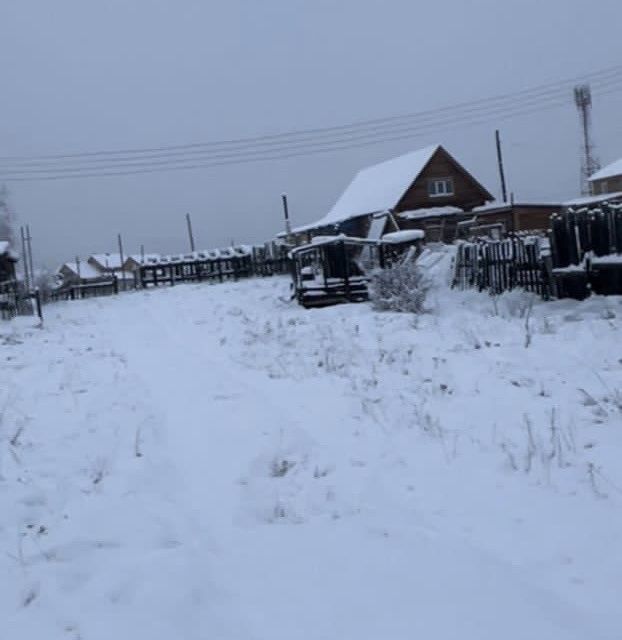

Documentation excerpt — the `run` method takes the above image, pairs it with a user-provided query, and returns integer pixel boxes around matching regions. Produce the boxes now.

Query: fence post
[34,288,43,321]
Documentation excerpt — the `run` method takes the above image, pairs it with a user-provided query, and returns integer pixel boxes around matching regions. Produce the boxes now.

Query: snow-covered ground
[1,252,621,639]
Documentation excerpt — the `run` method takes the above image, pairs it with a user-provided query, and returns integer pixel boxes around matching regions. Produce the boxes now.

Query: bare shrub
[270,458,295,478]
[369,263,429,314]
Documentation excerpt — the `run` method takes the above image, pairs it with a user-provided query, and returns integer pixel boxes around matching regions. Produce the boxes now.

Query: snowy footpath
[1,263,621,639]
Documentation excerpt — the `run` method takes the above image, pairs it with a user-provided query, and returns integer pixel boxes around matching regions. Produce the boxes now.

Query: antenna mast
[573,84,600,195]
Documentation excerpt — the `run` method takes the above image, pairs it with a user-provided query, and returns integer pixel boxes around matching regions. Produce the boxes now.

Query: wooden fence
[50,278,120,302]
[550,203,622,299]
[137,251,289,288]
[49,247,291,303]
[453,235,552,298]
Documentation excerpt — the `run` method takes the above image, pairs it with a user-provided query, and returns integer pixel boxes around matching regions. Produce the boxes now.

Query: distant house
[88,253,124,274]
[57,260,107,288]
[56,252,136,290]
[588,158,622,197]
[0,241,18,283]
[286,144,494,244]
[122,254,162,272]
[87,253,134,282]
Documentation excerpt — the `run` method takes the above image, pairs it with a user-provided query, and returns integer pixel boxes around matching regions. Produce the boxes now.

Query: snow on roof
[381,229,425,244]
[89,253,124,269]
[290,233,380,256]
[126,253,161,264]
[0,241,10,255]
[471,202,562,213]
[60,261,102,279]
[292,145,441,233]
[589,158,622,182]
[564,192,622,207]
[398,205,463,220]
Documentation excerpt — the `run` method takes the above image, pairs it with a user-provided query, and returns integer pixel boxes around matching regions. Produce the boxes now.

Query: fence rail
[50,278,120,301]
[48,251,291,303]
[137,254,289,288]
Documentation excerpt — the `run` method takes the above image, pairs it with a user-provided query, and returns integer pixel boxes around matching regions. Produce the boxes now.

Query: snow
[398,205,463,220]
[564,192,622,207]
[381,229,425,243]
[60,261,104,279]
[471,202,562,213]
[292,145,440,233]
[127,253,161,265]
[89,253,124,270]
[588,158,622,182]
[0,240,9,254]
[1,260,622,639]
[591,253,622,265]
[366,212,390,240]
[311,234,342,244]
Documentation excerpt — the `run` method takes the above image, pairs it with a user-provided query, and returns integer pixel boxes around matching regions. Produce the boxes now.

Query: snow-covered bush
[369,262,429,314]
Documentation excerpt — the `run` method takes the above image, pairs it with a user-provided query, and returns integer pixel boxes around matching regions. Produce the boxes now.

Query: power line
[2,63,621,165]
[2,66,622,181]
[4,72,622,173]
[5,86,621,182]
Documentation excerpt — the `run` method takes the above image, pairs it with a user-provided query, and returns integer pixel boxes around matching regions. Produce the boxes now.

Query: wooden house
[287,144,494,244]
[0,241,18,283]
[122,254,162,272]
[57,260,106,288]
[588,158,622,197]
[88,253,125,274]
[87,253,135,283]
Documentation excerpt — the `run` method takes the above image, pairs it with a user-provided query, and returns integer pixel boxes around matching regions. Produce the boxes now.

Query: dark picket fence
[50,278,121,301]
[49,246,291,303]
[550,202,622,299]
[137,250,289,288]
[453,235,552,298]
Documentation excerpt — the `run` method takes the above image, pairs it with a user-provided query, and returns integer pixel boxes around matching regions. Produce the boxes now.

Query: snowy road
[1,277,621,639]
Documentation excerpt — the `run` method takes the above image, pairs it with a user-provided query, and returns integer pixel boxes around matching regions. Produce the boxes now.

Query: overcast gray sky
[1,0,621,267]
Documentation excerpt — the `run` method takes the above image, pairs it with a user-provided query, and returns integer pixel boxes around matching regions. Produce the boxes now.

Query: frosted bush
[369,263,429,314]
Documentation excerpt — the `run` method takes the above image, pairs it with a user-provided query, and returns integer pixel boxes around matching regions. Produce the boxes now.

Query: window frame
[428,177,455,198]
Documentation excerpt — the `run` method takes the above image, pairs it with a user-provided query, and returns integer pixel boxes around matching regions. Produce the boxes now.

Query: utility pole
[140,244,145,264]
[20,226,30,290]
[26,224,34,286]
[574,84,600,195]
[117,233,125,291]
[186,213,196,252]
[495,130,508,203]
[281,193,292,235]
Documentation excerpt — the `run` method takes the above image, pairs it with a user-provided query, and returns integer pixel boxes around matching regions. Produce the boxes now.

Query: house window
[428,178,454,197]
[600,180,609,194]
